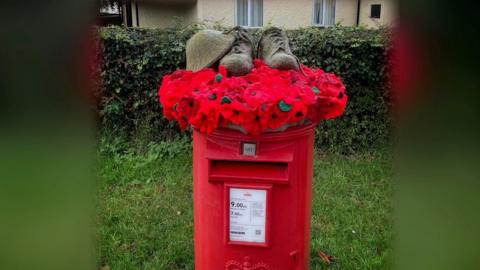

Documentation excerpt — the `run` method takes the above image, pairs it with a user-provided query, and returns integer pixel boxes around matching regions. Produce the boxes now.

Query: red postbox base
[193,124,315,270]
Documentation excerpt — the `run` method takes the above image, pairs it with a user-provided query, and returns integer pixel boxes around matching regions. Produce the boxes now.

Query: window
[313,0,336,26]
[236,0,263,27]
[371,4,382,19]
[98,2,123,26]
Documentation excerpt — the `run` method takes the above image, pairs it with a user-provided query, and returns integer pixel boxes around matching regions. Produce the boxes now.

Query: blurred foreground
[0,1,97,269]
[394,1,480,270]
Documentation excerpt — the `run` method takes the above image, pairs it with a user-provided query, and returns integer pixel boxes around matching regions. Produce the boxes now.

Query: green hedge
[98,25,391,153]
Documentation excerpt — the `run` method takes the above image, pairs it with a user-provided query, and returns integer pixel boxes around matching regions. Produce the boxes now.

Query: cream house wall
[263,0,360,28]
[335,0,357,26]
[197,0,314,29]
[198,0,349,29]
[197,0,361,29]
[129,0,396,29]
[196,0,235,26]
[133,2,197,28]
[359,0,397,28]
[262,0,311,29]
[185,3,198,23]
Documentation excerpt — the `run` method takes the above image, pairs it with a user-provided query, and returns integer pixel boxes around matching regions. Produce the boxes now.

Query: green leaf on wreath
[220,96,232,104]
[278,100,292,112]
[215,74,222,82]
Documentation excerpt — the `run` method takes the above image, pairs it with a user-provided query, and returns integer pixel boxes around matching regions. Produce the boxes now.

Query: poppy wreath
[158,60,347,135]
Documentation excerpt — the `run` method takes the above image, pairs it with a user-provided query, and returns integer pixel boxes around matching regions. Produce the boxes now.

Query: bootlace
[265,27,287,53]
[256,27,288,58]
[223,26,253,55]
[258,27,306,75]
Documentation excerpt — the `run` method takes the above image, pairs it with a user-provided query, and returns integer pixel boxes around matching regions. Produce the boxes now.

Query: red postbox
[193,124,315,270]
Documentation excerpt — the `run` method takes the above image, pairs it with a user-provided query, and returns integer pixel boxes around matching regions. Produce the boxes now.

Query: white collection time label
[229,188,267,243]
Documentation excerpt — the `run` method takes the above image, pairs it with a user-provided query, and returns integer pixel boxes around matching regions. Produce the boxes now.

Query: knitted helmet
[186,30,235,71]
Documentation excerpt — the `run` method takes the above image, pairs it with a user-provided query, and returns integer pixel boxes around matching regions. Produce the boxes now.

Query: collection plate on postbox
[241,142,257,156]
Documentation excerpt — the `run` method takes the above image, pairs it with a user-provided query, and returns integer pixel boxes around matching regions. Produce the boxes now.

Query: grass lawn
[97,139,392,269]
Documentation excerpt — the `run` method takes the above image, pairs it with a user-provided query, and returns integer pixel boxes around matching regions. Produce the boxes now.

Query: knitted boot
[219,26,254,76]
[257,27,300,71]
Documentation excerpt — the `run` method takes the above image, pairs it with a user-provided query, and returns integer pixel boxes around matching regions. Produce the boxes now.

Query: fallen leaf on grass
[100,265,110,270]
[156,184,165,194]
[317,250,334,265]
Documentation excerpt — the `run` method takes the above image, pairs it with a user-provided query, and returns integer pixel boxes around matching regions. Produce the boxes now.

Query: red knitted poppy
[159,60,347,135]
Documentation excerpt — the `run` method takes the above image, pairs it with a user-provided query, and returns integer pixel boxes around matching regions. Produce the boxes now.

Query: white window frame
[235,0,263,28]
[313,0,336,27]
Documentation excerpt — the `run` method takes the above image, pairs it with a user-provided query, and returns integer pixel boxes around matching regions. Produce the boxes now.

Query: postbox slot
[209,160,289,183]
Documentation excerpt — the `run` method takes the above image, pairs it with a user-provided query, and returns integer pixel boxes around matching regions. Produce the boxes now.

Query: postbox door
[206,147,304,269]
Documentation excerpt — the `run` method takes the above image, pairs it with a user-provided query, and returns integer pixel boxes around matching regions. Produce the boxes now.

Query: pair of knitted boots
[186,27,300,76]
